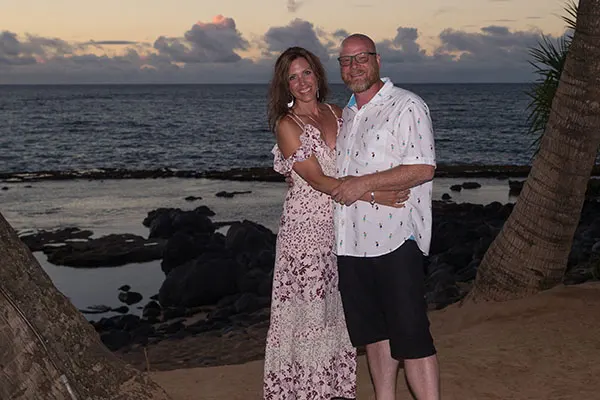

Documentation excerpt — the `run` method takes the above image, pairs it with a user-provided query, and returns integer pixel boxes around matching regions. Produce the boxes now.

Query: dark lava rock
[143,207,216,239]
[118,291,143,306]
[234,293,266,314]
[225,220,276,255]
[44,233,165,267]
[159,252,239,307]
[461,182,482,190]
[162,306,187,321]
[161,230,221,275]
[185,196,203,201]
[216,190,252,198]
[20,227,94,252]
[79,305,112,314]
[143,301,162,318]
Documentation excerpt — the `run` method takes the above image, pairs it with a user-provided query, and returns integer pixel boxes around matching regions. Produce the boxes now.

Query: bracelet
[370,191,375,205]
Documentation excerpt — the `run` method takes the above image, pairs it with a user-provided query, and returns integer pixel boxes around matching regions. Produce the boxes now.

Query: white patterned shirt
[334,78,436,257]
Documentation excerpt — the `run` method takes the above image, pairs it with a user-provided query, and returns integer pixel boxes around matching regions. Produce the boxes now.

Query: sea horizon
[0,81,534,86]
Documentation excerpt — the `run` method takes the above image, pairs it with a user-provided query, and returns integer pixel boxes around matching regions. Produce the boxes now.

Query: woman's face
[287,57,318,104]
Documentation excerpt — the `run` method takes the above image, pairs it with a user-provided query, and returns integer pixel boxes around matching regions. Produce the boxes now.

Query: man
[331,33,440,400]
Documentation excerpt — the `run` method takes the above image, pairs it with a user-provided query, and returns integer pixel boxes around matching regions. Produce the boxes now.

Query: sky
[0,0,571,84]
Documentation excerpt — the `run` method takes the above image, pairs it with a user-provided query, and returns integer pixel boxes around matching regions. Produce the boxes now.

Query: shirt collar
[346,77,394,109]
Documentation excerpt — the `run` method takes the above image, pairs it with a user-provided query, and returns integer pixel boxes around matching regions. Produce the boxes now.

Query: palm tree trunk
[466,0,600,302]
[0,212,171,400]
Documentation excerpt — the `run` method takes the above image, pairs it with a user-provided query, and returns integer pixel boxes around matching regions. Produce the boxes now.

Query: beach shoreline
[5,164,600,183]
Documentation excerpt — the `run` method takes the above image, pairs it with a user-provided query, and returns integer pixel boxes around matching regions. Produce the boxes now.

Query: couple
[264,33,439,400]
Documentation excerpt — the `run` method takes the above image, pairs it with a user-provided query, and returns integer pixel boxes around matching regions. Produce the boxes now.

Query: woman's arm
[276,117,341,195]
[278,114,408,207]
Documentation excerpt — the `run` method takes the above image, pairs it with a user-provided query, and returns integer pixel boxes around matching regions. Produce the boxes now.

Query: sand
[148,282,600,399]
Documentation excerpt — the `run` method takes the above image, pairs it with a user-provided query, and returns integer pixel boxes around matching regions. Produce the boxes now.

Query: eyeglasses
[337,52,377,66]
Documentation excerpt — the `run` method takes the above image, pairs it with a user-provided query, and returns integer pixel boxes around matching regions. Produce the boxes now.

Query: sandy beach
[147,282,600,400]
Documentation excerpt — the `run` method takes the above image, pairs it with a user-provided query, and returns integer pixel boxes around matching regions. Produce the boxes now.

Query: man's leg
[338,255,390,398]
[366,340,399,400]
[404,354,440,400]
[375,240,439,400]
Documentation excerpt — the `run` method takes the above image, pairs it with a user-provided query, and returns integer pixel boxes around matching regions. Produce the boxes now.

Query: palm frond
[562,0,579,33]
[525,35,569,138]
[524,0,578,154]
[528,35,570,78]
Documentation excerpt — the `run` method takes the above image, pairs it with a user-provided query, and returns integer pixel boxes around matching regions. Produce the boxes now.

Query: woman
[263,47,407,399]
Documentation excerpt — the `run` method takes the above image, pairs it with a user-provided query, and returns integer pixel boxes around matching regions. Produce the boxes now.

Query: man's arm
[331,165,433,205]
[332,97,436,205]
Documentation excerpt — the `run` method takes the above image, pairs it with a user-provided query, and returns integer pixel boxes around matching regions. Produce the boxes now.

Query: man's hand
[375,189,410,208]
[331,175,369,206]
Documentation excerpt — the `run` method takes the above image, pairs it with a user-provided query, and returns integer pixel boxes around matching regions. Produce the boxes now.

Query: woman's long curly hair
[267,47,329,132]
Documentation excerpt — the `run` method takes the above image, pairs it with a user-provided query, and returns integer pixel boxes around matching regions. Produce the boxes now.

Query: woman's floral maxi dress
[264,111,357,400]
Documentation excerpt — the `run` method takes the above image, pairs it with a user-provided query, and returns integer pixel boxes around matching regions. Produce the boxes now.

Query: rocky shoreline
[5,164,600,184]
[15,178,600,370]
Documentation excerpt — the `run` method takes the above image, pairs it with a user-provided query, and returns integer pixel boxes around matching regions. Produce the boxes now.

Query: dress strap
[325,103,339,119]
[286,112,305,129]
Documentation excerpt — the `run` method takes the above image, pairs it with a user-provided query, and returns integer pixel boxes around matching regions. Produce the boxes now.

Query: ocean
[0,83,535,174]
[0,83,531,315]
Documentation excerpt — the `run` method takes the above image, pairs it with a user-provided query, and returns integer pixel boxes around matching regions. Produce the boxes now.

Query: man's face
[339,38,380,94]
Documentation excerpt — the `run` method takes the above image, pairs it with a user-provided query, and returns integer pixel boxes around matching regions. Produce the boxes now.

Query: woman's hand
[374,189,410,208]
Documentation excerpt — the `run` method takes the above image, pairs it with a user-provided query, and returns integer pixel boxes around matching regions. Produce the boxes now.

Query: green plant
[525,1,578,150]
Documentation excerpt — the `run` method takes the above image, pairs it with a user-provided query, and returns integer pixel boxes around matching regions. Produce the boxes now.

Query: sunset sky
[0,0,570,84]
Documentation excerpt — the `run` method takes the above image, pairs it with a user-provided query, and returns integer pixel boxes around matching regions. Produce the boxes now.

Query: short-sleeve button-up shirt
[334,77,436,257]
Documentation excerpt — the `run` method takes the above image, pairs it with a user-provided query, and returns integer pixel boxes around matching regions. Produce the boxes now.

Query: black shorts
[337,239,436,360]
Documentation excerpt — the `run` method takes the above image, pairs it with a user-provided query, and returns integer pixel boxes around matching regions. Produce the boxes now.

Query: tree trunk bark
[466,0,600,302]
[0,213,172,400]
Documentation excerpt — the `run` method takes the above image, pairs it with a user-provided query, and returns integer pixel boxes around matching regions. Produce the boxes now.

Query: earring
[316,88,320,100]
[287,96,294,108]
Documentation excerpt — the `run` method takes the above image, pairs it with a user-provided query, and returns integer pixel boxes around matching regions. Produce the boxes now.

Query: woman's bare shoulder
[275,114,302,138]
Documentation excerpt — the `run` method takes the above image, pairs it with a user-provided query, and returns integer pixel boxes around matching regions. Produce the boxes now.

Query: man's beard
[343,69,379,93]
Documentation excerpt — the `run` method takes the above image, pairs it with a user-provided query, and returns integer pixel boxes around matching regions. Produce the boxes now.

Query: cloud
[481,25,511,35]
[0,20,566,84]
[437,25,541,58]
[368,24,567,83]
[262,19,331,61]
[154,15,248,63]
[0,31,73,66]
[332,29,349,39]
[376,27,427,63]
[287,0,303,12]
